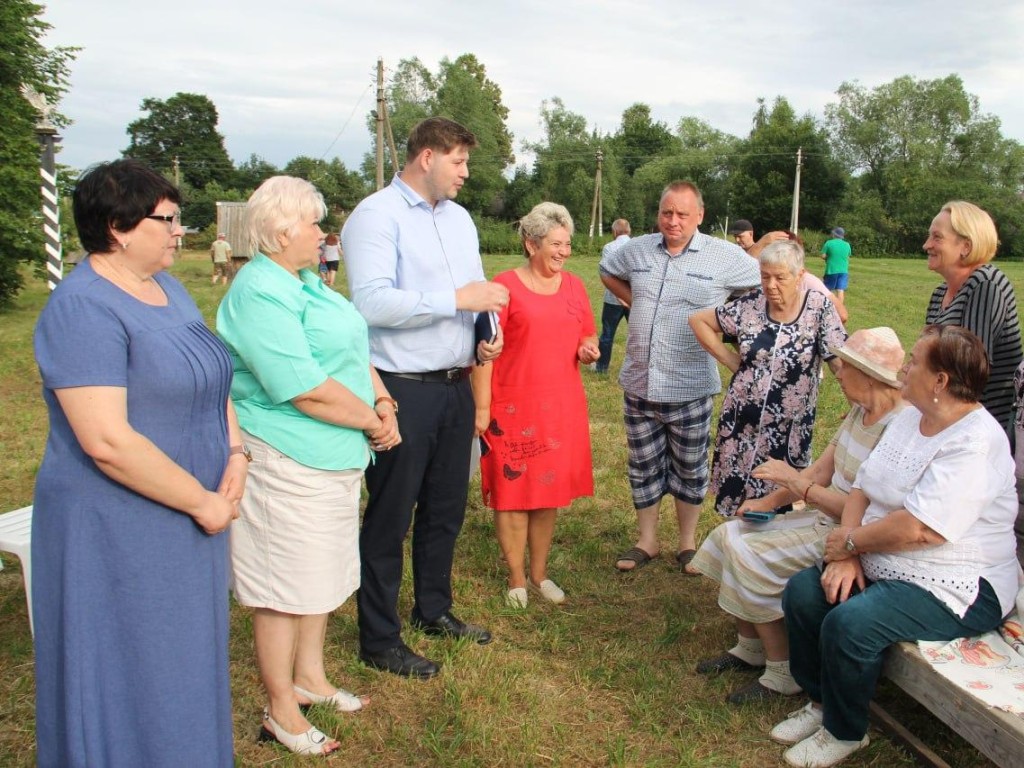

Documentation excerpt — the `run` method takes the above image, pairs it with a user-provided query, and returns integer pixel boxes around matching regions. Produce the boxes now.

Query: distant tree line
[6,33,1024,305]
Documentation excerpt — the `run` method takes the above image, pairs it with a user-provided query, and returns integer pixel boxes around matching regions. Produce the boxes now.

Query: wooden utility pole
[588,149,604,239]
[375,58,385,190]
[789,147,803,234]
[381,99,401,177]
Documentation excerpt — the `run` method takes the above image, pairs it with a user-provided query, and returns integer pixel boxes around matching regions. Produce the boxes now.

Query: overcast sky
[41,0,1024,175]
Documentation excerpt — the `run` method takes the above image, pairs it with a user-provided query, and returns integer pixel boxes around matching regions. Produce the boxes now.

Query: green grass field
[1,251,1020,766]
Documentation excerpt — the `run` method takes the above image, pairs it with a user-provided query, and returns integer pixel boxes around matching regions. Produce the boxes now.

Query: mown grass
[1,250,1021,766]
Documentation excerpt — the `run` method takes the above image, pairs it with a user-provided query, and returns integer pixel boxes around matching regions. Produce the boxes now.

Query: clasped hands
[366,406,401,452]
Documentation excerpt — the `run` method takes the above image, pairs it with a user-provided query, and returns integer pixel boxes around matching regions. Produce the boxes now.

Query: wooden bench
[873,641,1024,767]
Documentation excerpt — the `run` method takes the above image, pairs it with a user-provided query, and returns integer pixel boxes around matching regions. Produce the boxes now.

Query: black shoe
[726,679,789,705]
[359,644,440,679]
[695,652,763,675]
[410,611,493,645]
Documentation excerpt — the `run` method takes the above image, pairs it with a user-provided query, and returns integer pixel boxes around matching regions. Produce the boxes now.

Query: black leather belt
[380,367,470,384]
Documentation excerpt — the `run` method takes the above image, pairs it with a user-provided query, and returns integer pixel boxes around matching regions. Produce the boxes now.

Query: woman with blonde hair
[218,176,399,756]
[923,200,1022,434]
[472,202,599,607]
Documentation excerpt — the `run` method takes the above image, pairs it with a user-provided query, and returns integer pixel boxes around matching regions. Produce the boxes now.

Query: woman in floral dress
[690,240,846,516]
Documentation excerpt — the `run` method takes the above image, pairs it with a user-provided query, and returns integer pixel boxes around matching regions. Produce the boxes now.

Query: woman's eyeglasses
[145,213,181,231]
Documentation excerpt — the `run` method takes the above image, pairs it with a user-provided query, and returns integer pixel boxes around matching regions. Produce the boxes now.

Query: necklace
[521,265,561,295]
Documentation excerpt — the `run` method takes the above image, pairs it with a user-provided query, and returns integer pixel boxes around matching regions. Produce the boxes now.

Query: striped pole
[37,127,62,291]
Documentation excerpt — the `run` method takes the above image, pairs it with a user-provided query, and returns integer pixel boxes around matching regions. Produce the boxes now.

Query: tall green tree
[233,153,279,192]
[434,54,514,214]
[826,75,1024,255]
[523,98,613,229]
[283,156,369,221]
[729,97,845,234]
[363,54,514,215]
[124,93,234,189]
[610,103,678,176]
[622,117,740,234]
[362,57,435,181]
[0,0,75,304]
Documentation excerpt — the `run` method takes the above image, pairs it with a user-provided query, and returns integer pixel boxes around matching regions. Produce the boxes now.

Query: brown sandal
[675,549,700,575]
[615,546,655,572]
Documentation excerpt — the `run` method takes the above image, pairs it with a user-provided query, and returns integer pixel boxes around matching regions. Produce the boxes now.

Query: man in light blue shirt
[600,181,759,575]
[342,117,508,679]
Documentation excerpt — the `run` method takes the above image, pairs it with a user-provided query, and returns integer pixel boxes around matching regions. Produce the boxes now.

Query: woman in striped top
[924,200,1022,435]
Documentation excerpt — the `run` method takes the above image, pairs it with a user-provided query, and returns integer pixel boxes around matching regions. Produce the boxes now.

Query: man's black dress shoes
[410,611,493,645]
[359,644,440,679]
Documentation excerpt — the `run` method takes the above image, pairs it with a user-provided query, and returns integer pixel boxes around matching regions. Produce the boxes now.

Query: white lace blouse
[854,406,1018,617]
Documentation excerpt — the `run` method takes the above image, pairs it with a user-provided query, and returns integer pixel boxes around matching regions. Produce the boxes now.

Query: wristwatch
[844,532,858,554]
[229,444,253,462]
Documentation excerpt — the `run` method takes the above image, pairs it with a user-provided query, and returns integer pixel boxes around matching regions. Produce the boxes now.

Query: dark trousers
[597,302,629,373]
[357,374,475,653]
[784,565,1003,741]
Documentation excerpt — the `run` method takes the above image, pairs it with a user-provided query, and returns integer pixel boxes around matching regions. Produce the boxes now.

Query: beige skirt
[691,508,835,624]
[230,431,362,614]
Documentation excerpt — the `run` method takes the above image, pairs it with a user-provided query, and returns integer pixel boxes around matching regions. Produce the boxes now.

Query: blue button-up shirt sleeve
[342,176,484,372]
[342,201,457,329]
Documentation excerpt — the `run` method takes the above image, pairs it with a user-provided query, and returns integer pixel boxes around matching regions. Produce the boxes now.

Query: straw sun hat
[830,327,905,388]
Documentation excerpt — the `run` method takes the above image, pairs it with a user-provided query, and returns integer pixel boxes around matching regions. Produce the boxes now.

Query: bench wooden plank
[882,641,1024,768]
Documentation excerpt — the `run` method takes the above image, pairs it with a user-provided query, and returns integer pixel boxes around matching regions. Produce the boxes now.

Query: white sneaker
[783,727,868,767]
[531,579,566,604]
[770,702,824,745]
[506,587,528,608]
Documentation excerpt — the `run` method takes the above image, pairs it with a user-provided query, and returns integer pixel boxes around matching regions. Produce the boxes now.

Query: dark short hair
[919,324,990,402]
[406,117,478,162]
[73,159,180,254]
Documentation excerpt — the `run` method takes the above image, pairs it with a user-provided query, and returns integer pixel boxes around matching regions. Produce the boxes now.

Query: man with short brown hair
[343,117,508,679]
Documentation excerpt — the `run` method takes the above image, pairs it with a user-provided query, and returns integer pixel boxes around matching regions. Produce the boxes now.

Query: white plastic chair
[0,505,33,636]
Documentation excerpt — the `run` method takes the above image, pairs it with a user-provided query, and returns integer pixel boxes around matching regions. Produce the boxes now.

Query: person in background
[689,240,846,519]
[472,202,598,607]
[342,117,507,680]
[600,181,760,574]
[32,159,243,767]
[211,232,233,285]
[728,218,789,258]
[321,232,342,286]
[218,176,396,756]
[923,200,1022,437]
[596,218,631,374]
[774,325,1018,768]
[691,328,905,705]
[821,227,851,302]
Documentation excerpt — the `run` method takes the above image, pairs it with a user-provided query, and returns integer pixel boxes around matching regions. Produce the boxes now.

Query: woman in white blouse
[770,325,1019,768]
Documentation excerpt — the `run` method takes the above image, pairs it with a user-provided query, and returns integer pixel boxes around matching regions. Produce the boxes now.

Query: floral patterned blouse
[710,289,847,516]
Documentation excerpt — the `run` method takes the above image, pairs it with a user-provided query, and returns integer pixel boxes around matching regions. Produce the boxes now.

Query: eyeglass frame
[144,212,182,230]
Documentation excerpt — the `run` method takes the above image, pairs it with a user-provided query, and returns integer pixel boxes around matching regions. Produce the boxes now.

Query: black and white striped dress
[926,264,1023,434]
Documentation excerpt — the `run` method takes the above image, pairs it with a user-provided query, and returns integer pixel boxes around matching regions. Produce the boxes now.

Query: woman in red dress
[472,202,599,608]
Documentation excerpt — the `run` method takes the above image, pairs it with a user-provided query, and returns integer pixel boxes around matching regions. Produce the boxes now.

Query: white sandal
[258,707,336,756]
[294,683,365,712]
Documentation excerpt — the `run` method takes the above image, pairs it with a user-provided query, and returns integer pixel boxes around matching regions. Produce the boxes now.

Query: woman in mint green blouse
[217,176,399,757]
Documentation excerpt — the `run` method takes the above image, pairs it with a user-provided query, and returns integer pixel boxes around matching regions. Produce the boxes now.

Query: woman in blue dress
[32,160,246,767]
